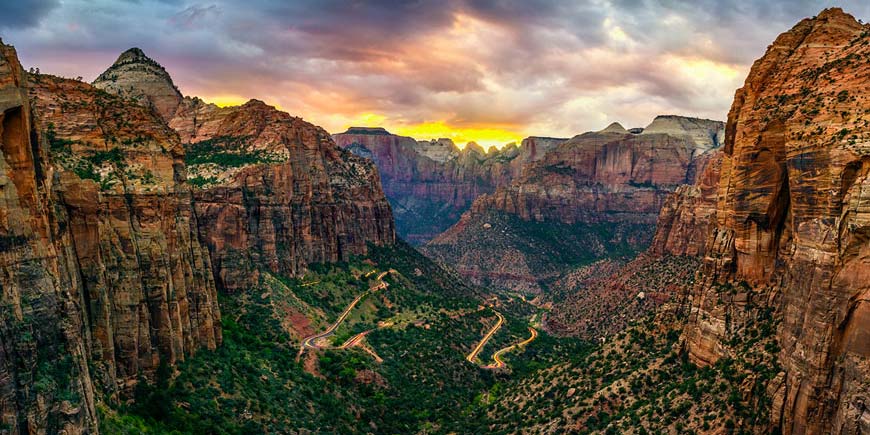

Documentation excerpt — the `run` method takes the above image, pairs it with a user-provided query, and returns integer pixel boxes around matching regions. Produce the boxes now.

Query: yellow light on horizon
[202,95,284,111]
[394,121,524,149]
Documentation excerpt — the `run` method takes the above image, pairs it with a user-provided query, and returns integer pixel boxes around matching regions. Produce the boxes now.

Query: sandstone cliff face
[680,9,870,434]
[93,48,183,122]
[0,40,224,433]
[0,40,98,435]
[333,127,565,244]
[171,101,396,291]
[28,72,223,395]
[650,150,723,257]
[467,116,723,226]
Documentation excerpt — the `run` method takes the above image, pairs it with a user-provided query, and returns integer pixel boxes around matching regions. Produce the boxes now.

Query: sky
[2,1,868,148]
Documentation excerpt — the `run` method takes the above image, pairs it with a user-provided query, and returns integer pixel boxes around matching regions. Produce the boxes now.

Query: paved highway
[484,327,538,369]
[466,310,506,363]
[300,271,389,351]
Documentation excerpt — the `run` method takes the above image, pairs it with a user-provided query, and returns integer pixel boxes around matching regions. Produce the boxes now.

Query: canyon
[0,42,395,433]
[0,5,867,435]
[333,127,566,244]
[422,116,724,294]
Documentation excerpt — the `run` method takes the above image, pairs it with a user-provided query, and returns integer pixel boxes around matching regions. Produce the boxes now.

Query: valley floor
[97,241,778,435]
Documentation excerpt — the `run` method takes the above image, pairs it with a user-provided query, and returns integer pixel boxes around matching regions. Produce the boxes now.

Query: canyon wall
[467,117,724,225]
[0,40,98,435]
[29,72,223,389]
[1,40,223,434]
[678,8,869,434]
[333,127,566,244]
[649,150,723,257]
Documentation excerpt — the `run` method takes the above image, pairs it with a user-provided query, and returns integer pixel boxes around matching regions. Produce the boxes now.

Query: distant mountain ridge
[423,115,724,294]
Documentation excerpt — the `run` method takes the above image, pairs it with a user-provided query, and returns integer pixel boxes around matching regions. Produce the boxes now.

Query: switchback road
[299,271,389,352]
[466,311,505,363]
[484,327,538,369]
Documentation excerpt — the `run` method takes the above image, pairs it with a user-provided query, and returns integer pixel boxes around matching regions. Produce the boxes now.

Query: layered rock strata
[0,40,222,434]
[424,116,723,292]
[171,100,396,291]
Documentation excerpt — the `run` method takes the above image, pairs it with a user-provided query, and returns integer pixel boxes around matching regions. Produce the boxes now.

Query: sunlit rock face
[680,8,870,434]
[423,115,723,293]
[333,127,566,244]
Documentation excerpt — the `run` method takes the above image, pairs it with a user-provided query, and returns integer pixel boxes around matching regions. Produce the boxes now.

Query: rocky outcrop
[333,127,564,244]
[650,150,723,256]
[93,48,183,122]
[680,9,870,434]
[171,101,396,291]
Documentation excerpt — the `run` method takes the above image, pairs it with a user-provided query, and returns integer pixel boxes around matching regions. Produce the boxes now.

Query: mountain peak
[93,47,183,121]
[342,126,392,135]
[642,115,725,151]
[114,47,151,65]
[599,122,628,134]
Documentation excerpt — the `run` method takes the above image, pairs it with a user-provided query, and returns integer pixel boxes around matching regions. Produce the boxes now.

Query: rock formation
[466,115,723,225]
[650,150,723,257]
[93,48,183,122]
[171,100,396,291]
[0,39,222,434]
[678,8,870,434]
[333,127,565,244]
[29,71,223,388]
[0,40,98,435]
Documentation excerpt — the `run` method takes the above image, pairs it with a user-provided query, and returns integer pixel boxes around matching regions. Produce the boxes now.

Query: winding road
[299,271,389,352]
[466,311,506,363]
[484,327,538,369]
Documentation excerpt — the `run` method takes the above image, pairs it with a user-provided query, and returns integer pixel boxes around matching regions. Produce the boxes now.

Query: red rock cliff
[27,72,222,393]
[2,40,222,434]
[171,100,396,291]
[468,117,724,225]
[681,8,870,434]
[0,40,99,435]
[650,150,723,257]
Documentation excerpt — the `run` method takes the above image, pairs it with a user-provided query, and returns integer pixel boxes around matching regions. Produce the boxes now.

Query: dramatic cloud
[1,0,868,147]
[0,0,58,30]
